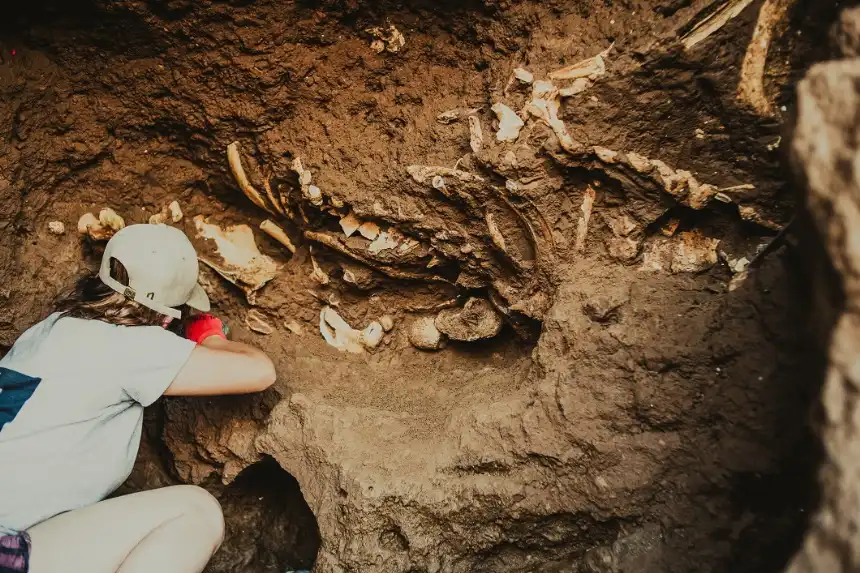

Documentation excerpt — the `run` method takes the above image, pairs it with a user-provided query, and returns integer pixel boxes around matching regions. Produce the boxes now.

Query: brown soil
[0,0,846,571]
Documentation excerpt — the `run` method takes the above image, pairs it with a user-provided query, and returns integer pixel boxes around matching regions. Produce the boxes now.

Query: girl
[0,223,276,573]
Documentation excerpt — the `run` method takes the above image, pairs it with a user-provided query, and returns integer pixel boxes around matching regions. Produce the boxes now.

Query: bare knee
[173,485,225,548]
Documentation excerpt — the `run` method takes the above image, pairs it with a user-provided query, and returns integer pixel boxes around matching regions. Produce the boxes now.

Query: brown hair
[54,258,183,328]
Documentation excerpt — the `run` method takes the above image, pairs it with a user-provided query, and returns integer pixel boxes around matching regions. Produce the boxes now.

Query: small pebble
[47,221,65,235]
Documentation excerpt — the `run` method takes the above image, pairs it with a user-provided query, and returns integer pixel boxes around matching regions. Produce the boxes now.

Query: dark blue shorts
[0,532,30,573]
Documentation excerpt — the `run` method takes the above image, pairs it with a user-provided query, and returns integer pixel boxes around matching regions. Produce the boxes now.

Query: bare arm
[164,336,276,396]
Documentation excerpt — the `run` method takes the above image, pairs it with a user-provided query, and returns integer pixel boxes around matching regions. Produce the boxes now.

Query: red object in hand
[184,314,227,344]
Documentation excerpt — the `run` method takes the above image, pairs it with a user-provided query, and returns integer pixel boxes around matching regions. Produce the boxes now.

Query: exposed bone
[491,103,524,142]
[436,108,480,125]
[284,320,304,335]
[246,310,274,335]
[468,115,484,155]
[737,0,796,115]
[77,208,125,241]
[682,0,756,50]
[408,317,446,351]
[486,212,506,253]
[319,306,364,354]
[368,230,399,254]
[305,230,449,283]
[549,44,612,81]
[593,147,719,211]
[306,185,323,207]
[360,322,385,349]
[262,177,286,217]
[309,251,330,285]
[260,219,296,254]
[379,315,395,332]
[575,186,596,252]
[513,67,534,84]
[559,78,594,98]
[526,81,581,154]
[340,212,361,237]
[194,215,278,304]
[738,205,781,230]
[227,141,275,215]
[292,158,312,186]
[435,298,504,342]
[641,231,720,273]
[366,25,405,54]
[48,221,65,235]
[407,165,485,185]
[149,200,183,225]
[359,221,380,241]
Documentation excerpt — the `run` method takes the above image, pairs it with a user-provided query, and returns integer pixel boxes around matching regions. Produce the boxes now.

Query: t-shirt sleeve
[111,324,197,406]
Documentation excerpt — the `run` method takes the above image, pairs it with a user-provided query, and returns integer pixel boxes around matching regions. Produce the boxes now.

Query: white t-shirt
[0,313,196,532]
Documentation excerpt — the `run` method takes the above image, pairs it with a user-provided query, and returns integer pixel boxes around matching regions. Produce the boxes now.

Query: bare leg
[27,485,224,573]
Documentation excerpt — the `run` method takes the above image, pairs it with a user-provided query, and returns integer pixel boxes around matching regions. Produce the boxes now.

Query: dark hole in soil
[207,457,321,573]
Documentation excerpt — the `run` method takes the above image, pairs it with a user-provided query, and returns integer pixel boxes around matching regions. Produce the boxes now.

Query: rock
[582,289,628,323]
[366,25,405,54]
[358,221,380,241]
[435,297,503,341]
[379,314,394,332]
[341,262,378,290]
[47,221,65,235]
[785,51,860,573]
[641,231,719,273]
[408,317,446,350]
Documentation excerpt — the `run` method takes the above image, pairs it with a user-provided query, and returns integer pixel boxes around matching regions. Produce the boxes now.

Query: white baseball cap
[99,223,210,319]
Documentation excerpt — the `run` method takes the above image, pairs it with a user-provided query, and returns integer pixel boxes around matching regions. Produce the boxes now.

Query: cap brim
[186,283,211,313]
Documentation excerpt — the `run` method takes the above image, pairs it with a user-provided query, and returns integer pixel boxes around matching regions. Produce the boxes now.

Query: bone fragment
[310,253,330,285]
[48,221,65,235]
[368,230,398,254]
[194,215,278,303]
[360,322,385,349]
[682,0,756,50]
[149,201,183,225]
[227,141,274,215]
[246,310,274,335]
[285,320,304,335]
[340,212,361,237]
[486,212,506,253]
[526,81,581,154]
[468,115,484,155]
[513,67,534,84]
[260,219,296,254]
[559,78,594,98]
[78,208,125,241]
[575,186,597,252]
[358,221,380,241]
[319,306,364,354]
[491,103,524,142]
[407,165,484,184]
[379,315,395,332]
[549,44,612,81]
[262,177,285,217]
[737,0,796,115]
[306,185,323,207]
[366,25,405,54]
